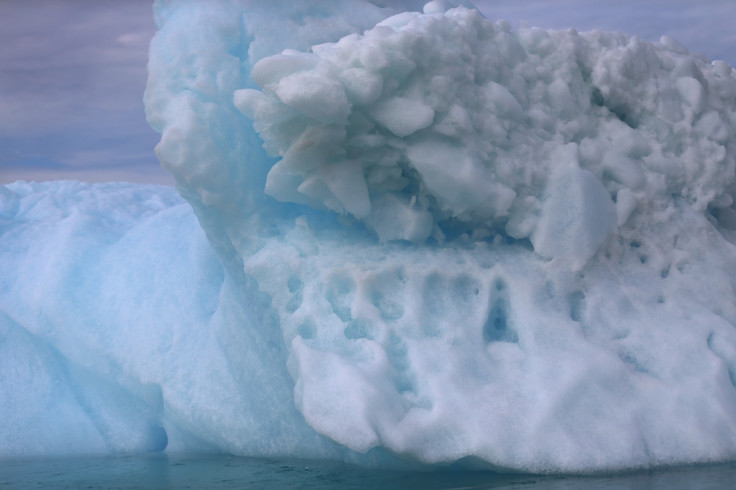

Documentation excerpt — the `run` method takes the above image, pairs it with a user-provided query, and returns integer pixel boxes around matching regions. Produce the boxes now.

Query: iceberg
[2,0,736,473]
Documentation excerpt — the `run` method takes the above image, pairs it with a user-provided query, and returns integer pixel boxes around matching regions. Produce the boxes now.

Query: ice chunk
[339,68,384,106]
[316,160,371,218]
[274,74,350,125]
[423,1,446,15]
[676,76,706,114]
[365,193,433,243]
[481,81,524,121]
[532,164,616,267]
[251,53,320,87]
[406,140,515,218]
[377,11,423,30]
[615,188,638,227]
[602,152,646,190]
[368,97,435,137]
[233,88,268,120]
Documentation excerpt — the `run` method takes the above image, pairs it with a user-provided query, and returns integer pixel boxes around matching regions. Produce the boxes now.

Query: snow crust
[3,0,736,473]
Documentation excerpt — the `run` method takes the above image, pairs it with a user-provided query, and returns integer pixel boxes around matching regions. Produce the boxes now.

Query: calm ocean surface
[1,453,734,489]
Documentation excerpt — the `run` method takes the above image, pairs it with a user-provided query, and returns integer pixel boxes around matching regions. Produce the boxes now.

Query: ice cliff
[2,0,736,473]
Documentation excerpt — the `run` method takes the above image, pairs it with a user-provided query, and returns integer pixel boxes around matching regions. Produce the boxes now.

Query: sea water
[1,454,735,489]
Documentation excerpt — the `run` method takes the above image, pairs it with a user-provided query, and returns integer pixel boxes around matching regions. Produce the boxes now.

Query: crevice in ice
[483,278,518,344]
[591,86,638,129]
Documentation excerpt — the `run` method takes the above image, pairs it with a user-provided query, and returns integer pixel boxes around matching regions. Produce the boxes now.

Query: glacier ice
[3,0,736,473]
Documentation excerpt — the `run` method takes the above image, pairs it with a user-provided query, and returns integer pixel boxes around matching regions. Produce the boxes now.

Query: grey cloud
[474,0,736,66]
[0,0,167,183]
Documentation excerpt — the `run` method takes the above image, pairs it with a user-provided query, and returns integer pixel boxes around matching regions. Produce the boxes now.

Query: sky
[1,0,734,186]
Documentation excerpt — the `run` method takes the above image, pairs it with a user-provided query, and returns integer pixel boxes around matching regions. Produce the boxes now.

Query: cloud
[0,0,170,184]
[473,0,736,66]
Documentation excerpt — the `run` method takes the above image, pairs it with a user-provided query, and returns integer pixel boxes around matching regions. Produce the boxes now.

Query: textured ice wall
[145,0,736,471]
[3,0,736,473]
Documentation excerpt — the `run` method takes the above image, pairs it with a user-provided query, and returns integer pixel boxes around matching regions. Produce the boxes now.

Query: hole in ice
[147,425,168,452]
[372,289,404,321]
[344,318,372,340]
[287,276,302,293]
[393,372,415,394]
[483,279,518,344]
[591,87,606,107]
[484,300,516,344]
[286,276,303,313]
[326,273,355,322]
[297,320,316,339]
[618,351,649,374]
[569,290,586,323]
[452,274,481,307]
[368,268,406,321]
[386,332,415,394]
[387,333,409,369]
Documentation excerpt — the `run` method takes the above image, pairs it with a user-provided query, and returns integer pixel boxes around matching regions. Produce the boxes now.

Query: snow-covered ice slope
[0,181,349,460]
[2,0,736,473]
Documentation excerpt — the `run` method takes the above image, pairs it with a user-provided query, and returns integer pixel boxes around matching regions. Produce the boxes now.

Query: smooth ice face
[3,0,736,474]
[0,181,346,460]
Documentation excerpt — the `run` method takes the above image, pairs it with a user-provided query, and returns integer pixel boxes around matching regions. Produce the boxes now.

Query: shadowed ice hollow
[2,0,736,473]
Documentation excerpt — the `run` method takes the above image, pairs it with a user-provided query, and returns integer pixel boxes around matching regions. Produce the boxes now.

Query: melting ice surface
[3,0,736,473]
